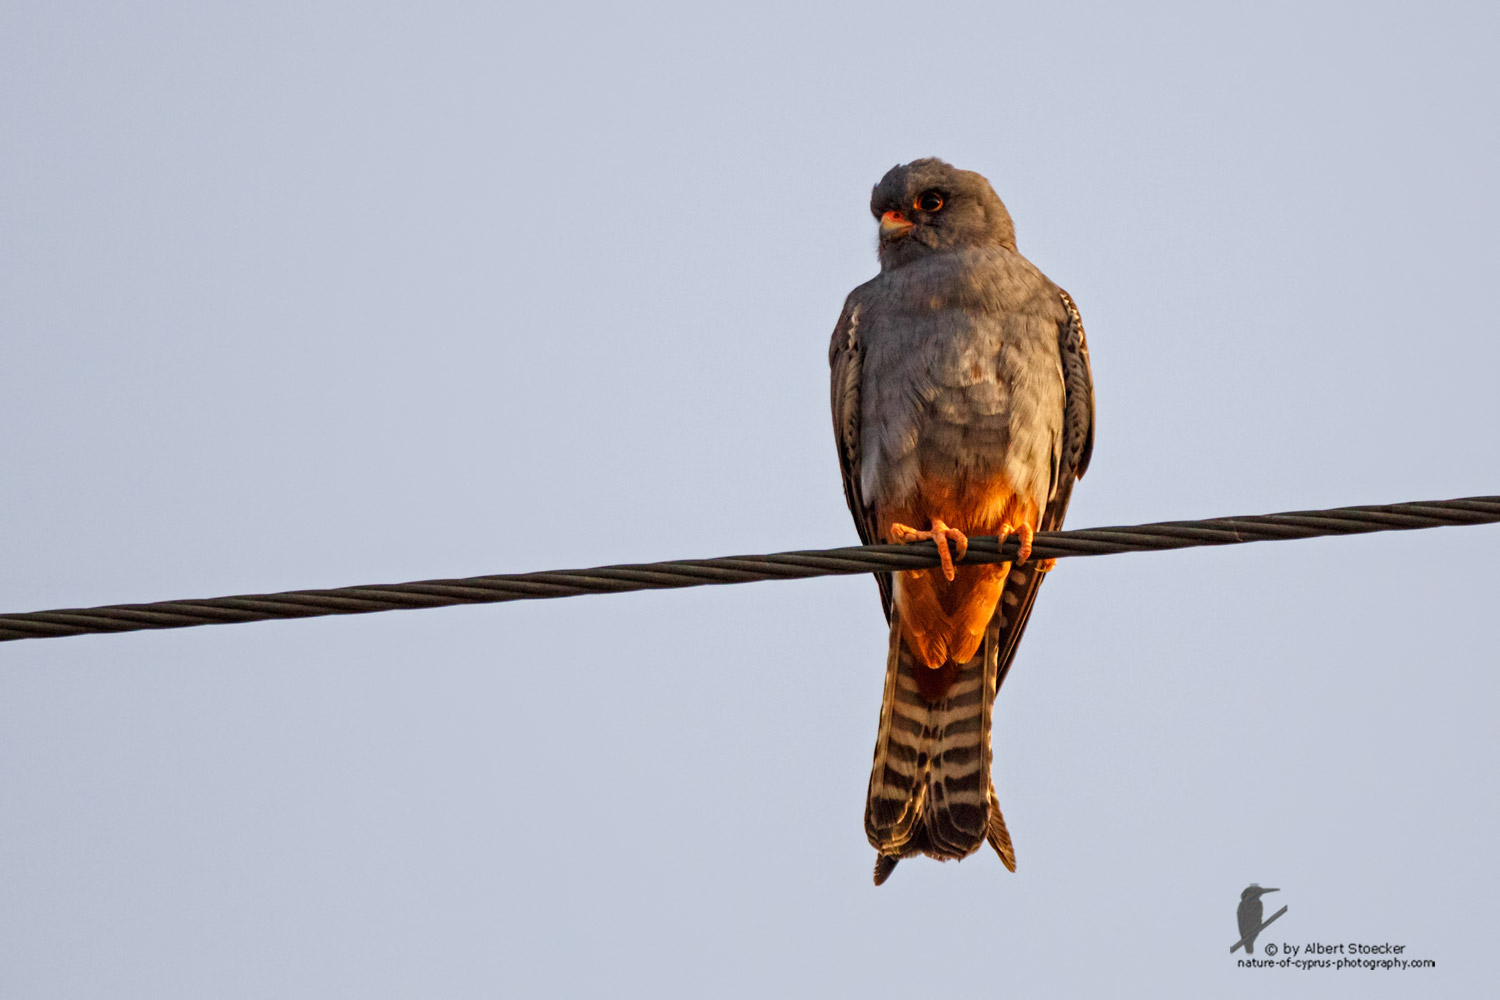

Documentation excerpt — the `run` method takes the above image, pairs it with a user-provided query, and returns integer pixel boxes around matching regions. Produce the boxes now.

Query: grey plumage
[853,246,1068,521]
[830,158,1094,882]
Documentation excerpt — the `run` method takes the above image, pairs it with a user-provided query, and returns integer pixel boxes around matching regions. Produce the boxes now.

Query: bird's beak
[1261,888,1280,894]
[880,210,914,237]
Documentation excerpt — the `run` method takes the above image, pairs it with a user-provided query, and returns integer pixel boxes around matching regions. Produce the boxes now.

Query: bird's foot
[1033,558,1058,574]
[889,519,968,581]
[999,522,1035,564]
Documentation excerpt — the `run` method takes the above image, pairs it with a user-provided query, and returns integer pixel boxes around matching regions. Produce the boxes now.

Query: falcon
[829,159,1095,884]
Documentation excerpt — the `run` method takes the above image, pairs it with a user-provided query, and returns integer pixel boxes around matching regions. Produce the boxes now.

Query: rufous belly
[882,472,1038,694]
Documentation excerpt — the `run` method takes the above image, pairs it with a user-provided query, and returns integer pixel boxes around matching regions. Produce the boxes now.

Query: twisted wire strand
[2,495,1495,643]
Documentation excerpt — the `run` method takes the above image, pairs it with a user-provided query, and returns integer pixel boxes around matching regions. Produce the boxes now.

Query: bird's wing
[830,299,893,620]
[992,289,1095,692]
[1237,900,1262,940]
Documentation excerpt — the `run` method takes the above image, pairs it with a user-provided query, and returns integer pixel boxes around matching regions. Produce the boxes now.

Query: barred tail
[865,609,1014,884]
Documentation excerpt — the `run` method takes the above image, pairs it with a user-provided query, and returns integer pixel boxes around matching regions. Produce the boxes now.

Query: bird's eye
[915,191,944,212]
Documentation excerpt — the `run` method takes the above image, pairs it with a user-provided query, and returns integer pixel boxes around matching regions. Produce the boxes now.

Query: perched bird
[829,159,1094,884]
[1237,885,1279,953]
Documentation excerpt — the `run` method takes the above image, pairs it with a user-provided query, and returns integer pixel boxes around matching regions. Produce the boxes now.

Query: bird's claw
[1000,522,1035,564]
[890,519,969,581]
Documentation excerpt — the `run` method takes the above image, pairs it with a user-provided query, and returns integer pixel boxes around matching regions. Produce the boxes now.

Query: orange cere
[883,474,1038,687]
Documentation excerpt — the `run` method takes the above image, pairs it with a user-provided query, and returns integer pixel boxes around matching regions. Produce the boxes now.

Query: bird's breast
[861,314,1015,506]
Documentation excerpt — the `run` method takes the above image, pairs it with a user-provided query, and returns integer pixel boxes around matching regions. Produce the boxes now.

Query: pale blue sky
[3,2,1498,997]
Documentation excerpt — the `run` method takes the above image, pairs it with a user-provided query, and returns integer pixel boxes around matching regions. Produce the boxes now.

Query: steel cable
[1,495,1495,643]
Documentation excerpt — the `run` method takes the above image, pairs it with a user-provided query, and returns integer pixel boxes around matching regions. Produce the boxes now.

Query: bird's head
[870,158,1016,271]
[1241,885,1279,901]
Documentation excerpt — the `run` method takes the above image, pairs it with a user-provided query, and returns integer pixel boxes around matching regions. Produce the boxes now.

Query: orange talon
[1016,523,1034,564]
[1000,521,1035,564]
[890,518,969,581]
[1034,557,1057,573]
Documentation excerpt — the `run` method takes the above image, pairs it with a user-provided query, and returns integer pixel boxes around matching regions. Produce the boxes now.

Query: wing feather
[992,290,1095,692]
[829,300,894,620]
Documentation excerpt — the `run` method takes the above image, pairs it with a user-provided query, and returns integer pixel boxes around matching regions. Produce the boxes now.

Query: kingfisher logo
[1228,884,1436,971]
[1231,884,1287,953]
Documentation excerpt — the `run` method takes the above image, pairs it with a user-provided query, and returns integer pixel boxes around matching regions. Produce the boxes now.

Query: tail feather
[867,607,1004,877]
[985,781,1016,872]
